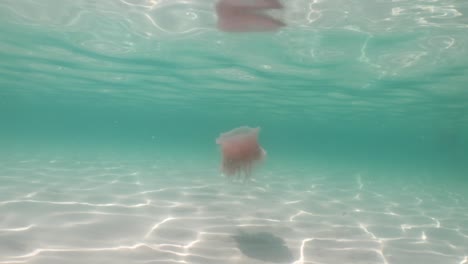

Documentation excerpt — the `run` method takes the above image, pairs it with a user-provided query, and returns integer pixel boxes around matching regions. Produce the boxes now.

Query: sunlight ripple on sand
[0,159,467,263]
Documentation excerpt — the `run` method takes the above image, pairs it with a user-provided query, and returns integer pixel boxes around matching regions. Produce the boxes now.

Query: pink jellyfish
[215,0,286,32]
[216,126,267,182]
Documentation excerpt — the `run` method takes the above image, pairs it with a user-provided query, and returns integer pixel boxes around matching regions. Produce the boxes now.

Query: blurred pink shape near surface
[215,0,286,32]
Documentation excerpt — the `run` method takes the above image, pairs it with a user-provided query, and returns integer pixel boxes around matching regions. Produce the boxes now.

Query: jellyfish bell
[215,0,286,32]
[216,126,267,182]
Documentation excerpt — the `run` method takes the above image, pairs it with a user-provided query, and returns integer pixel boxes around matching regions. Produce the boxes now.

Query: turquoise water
[1,0,468,263]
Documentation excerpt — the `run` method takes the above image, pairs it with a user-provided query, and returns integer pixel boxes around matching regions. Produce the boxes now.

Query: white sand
[0,158,467,264]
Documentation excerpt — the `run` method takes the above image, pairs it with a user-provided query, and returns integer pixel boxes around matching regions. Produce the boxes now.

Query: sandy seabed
[0,157,467,264]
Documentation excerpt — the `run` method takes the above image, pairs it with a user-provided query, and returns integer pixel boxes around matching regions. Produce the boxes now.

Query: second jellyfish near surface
[215,0,286,32]
[216,126,267,183]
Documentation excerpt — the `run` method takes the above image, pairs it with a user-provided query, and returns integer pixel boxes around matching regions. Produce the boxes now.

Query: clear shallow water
[1,0,468,263]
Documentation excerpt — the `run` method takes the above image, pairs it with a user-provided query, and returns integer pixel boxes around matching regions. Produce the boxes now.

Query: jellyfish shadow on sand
[216,126,267,183]
[232,229,295,263]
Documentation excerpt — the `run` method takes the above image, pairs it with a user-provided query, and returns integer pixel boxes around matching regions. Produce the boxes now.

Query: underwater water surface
[1,0,468,263]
